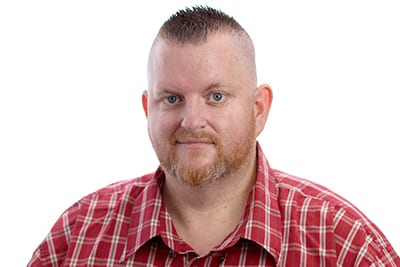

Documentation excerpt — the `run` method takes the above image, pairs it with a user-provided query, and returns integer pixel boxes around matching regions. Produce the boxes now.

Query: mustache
[170,129,219,145]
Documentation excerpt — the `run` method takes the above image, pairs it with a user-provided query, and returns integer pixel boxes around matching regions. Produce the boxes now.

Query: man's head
[143,6,272,186]
[152,6,257,86]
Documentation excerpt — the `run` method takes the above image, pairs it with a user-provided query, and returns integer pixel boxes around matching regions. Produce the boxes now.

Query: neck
[162,149,257,256]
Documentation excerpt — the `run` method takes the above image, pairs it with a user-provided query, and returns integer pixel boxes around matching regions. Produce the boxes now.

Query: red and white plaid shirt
[28,144,399,266]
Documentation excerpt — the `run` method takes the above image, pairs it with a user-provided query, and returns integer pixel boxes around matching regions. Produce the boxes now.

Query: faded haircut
[157,6,250,44]
[149,6,257,84]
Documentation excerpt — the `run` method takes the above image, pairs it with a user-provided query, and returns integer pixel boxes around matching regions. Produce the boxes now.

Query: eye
[163,95,179,104]
[210,92,224,102]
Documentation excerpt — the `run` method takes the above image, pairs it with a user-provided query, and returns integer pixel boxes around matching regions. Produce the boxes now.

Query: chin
[167,159,228,187]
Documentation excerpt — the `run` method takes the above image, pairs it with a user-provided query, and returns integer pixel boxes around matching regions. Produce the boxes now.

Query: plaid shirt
[28,144,399,266]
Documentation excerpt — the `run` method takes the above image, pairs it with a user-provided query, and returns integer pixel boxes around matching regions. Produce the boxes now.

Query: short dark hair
[157,6,248,44]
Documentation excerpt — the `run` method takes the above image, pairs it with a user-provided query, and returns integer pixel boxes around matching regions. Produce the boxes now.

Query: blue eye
[164,95,179,104]
[211,92,224,102]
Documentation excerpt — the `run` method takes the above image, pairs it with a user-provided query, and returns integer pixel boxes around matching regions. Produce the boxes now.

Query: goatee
[157,117,256,187]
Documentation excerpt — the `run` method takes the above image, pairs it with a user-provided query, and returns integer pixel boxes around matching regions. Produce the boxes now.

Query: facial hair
[152,116,256,187]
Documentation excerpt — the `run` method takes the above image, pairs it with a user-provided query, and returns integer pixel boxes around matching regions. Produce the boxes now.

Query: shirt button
[219,256,225,262]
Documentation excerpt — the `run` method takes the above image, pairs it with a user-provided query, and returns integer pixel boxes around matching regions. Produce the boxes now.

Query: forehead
[150,33,242,68]
[147,33,254,92]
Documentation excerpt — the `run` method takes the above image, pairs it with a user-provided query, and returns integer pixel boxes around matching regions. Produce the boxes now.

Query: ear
[254,83,273,136]
[142,90,149,118]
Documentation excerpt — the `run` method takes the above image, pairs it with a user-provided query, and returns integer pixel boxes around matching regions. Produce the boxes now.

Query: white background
[1,1,399,265]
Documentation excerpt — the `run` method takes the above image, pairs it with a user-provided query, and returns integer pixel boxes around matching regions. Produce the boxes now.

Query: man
[28,6,399,266]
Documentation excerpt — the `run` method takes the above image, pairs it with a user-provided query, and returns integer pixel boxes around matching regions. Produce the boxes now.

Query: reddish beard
[156,118,256,187]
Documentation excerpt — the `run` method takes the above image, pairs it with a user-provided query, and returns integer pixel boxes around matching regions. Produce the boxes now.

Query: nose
[180,100,207,131]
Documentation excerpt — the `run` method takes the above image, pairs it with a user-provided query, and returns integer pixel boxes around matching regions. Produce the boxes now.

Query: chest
[62,238,276,266]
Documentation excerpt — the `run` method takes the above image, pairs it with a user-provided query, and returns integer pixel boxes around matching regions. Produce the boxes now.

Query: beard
[150,116,256,187]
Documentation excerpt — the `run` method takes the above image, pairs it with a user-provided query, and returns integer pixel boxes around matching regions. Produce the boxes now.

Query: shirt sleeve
[354,234,400,266]
[334,207,400,266]
[27,201,81,267]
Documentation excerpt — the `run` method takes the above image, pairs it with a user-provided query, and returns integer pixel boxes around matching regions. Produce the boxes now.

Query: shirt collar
[120,143,282,262]
[242,143,282,262]
[120,168,165,262]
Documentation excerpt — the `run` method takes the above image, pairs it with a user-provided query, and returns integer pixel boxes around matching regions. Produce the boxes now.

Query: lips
[171,129,219,146]
[176,138,214,145]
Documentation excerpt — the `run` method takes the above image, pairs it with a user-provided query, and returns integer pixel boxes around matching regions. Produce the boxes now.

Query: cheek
[221,105,254,127]
[213,112,247,138]
[148,114,178,141]
[226,110,256,139]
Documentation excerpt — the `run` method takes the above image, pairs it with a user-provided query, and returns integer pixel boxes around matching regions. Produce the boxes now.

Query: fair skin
[142,33,273,256]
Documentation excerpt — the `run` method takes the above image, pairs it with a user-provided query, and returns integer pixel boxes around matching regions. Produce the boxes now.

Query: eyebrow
[156,82,227,96]
[204,82,226,92]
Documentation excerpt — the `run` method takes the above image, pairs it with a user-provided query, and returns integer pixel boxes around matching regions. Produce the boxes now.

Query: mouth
[176,138,215,147]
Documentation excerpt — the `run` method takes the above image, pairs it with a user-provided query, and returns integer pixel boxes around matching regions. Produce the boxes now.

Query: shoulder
[77,171,160,217]
[53,171,159,231]
[272,168,353,208]
[270,168,399,265]
[27,171,160,266]
[88,172,157,202]
[271,167,374,229]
